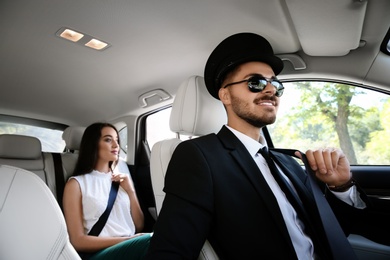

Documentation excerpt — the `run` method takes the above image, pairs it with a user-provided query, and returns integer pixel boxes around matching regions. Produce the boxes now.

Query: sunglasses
[223,75,284,97]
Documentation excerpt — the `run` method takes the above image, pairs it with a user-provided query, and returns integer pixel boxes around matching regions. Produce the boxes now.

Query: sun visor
[286,0,367,56]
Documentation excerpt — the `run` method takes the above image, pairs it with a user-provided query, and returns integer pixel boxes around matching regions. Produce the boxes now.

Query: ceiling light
[59,29,84,42]
[85,39,109,50]
[56,27,110,51]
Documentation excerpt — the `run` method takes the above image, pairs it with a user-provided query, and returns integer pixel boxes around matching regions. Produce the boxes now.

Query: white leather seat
[0,134,67,202]
[61,126,86,180]
[62,126,85,153]
[0,134,46,181]
[0,164,80,260]
[150,75,227,260]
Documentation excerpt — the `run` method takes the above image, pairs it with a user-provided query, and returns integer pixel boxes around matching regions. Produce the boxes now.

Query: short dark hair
[72,122,119,176]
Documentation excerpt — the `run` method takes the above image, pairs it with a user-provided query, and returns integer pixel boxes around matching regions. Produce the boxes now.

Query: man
[146,33,389,259]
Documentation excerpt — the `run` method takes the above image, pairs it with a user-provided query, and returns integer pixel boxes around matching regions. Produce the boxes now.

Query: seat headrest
[170,75,227,136]
[0,134,42,159]
[62,126,85,151]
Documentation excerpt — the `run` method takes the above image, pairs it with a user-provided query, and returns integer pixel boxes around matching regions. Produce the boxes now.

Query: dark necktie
[268,148,358,260]
[258,147,308,220]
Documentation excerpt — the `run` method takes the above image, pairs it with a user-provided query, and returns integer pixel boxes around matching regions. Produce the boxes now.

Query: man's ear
[218,87,230,105]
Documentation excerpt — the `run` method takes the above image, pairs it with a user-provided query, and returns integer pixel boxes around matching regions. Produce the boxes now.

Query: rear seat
[0,126,131,206]
[0,134,65,202]
[61,126,85,179]
[0,134,47,181]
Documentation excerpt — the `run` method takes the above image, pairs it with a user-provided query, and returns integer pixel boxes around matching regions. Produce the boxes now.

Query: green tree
[274,82,388,164]
[270,82,387,164]
[365,99,390,163]
[291,82,359,163]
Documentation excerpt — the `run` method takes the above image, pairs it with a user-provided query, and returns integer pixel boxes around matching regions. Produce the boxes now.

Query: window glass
[268,82,390,165]
[118,126,128,160]
[0,122,65,152]
[146,107,197,149]
[146,108,176,149]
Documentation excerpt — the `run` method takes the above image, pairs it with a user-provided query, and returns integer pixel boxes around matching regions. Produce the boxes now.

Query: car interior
[1,0,390,259]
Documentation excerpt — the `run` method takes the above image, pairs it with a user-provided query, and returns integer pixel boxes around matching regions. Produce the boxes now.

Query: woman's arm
[111,173,145,232]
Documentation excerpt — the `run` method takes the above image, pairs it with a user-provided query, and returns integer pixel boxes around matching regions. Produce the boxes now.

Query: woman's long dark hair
[72,122,120,176]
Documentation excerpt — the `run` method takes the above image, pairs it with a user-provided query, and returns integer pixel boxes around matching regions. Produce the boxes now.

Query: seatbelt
[272,148,357,260]
[52,153,65,210]
[77,181,120,260]
[88,181,120,236]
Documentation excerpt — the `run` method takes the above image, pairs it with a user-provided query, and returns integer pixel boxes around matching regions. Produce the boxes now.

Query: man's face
[219,61,280,128]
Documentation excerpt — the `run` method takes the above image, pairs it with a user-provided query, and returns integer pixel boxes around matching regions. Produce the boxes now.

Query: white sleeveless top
[71,170,135,237]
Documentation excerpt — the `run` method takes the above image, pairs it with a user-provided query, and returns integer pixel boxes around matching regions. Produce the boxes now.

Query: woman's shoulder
[68,171,95,188]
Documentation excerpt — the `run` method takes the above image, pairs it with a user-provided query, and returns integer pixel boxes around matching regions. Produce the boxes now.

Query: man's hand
[298,148,352,187]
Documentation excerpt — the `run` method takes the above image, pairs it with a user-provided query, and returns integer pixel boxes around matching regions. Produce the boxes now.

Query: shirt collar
[225,125,266,157]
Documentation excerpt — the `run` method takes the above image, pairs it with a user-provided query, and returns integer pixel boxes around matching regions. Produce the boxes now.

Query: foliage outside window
[268,82,390,165]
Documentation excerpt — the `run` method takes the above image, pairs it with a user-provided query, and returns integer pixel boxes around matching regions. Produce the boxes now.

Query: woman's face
[98,126,119,163]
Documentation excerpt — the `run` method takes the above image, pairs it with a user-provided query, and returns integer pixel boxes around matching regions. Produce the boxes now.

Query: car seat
[0,164,80,259]
[61,126,85,178]
[150,75,227,260]
[0,134,46,182]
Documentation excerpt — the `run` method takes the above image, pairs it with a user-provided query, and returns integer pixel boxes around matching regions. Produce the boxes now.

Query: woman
[63,122,150,259]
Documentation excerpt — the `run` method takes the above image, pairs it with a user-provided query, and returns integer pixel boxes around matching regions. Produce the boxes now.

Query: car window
[146,108,176,150]
[268,81,390,165]
[118,126,128,160]
[145,107,195,150]
[0,121,65,152]
[145,81,390,166]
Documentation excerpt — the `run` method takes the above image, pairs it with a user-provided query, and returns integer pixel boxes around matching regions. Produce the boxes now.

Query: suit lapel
[216,127,296,252]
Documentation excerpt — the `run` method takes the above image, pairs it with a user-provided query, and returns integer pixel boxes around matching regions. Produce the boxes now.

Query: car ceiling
[0,0,389,126]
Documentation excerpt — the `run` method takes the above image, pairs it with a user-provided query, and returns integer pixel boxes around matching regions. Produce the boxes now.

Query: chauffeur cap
[204,32,284,99]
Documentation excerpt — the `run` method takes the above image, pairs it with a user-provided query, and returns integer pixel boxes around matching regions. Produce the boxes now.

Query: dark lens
[271,80,282,89]
[275,87,284,97]
[271,80,284,97]
[248,77,284,97]
[247,76,267,92]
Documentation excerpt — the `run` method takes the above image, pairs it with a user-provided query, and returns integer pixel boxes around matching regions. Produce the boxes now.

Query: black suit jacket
[146,126,388,259]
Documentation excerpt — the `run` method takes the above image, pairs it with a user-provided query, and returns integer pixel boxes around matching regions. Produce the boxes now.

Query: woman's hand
[111,172,144,231]
[111,173,134,194]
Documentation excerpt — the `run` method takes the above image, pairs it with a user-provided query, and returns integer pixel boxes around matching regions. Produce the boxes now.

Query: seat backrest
[0,164,80,259]
[0,134,68,203]
[0,134,46,182]
[150,75,226,260]
[61,126,86,180]
[62,125,85,153]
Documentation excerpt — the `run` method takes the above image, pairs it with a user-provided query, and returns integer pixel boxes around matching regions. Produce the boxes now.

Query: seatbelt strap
[272,148,357,260]
[52,153,65,210]
[88,181,120,236]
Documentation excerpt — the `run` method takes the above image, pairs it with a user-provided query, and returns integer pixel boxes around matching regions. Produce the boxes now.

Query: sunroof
[380,27,390,55]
